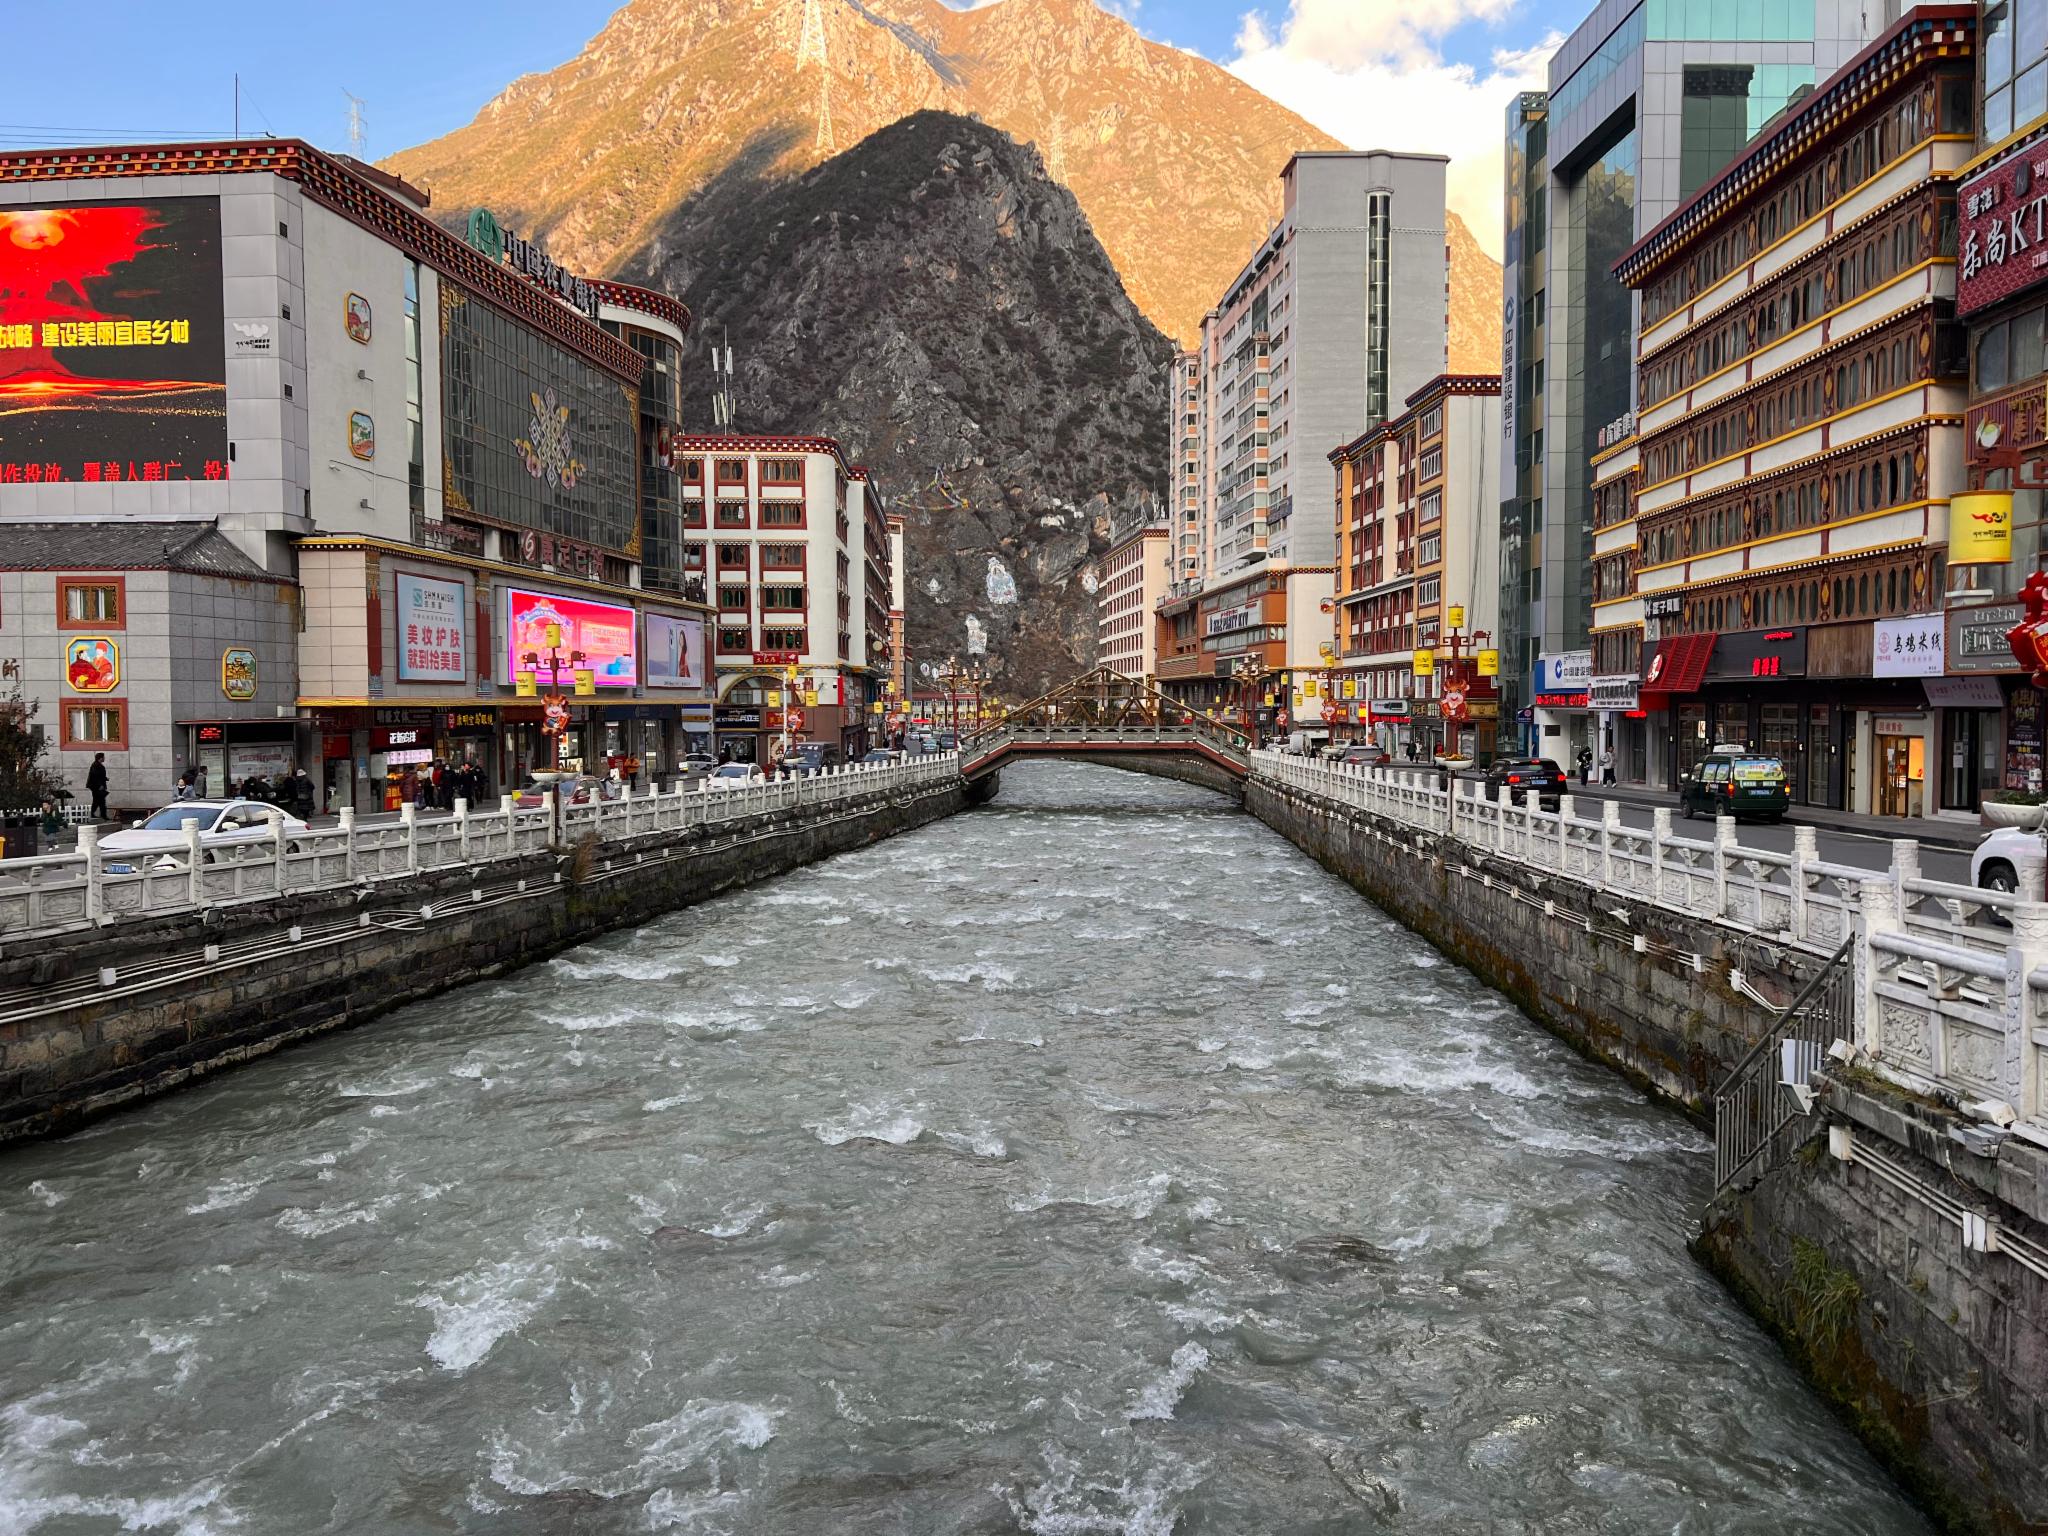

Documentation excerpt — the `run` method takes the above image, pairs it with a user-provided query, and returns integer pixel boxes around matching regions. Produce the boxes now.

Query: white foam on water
[699,954,740,969]
[185,1178,263,1215]
[1009,1173,1176,1220]
[336,1074,435,1099]
[1127,1246,1202,1286]
[1194,1038,1228,1054]
[1003,1443,1202,1536]
[938,1128,1008,1159]
[1410,952,1443,969]
[415,1258,560,1374]
[807,1102,926,1147]
[706,1204,764,1238]
[26,1180,62,1208]
[917,962,1019,992]
[275,1193,400,1237]
[813,914,852,926]
[1210,966,1265,981]
[552,952,687,983]
[1127,1341,1211,1421]
[561,1006,654,1033]
[755,1265,814,1288]
[643,1092,700,1112]
[643,1486,747,1531]
[490,1400,780,1500]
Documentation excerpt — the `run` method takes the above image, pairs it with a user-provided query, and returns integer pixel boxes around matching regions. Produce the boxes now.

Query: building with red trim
[0,139,715,810]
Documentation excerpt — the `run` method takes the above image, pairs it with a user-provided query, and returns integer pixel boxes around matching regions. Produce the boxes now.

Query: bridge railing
[1251,749,2048,1148]
[963,719,1248,761]
[0,753,960,942]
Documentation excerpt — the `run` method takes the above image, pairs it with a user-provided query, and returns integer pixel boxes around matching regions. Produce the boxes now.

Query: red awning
[1639,633,1716,711]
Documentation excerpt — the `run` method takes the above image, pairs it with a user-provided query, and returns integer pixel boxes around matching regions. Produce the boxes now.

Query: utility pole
[710,330,736,430]
[342,90,367,157]
[796,0,836,153]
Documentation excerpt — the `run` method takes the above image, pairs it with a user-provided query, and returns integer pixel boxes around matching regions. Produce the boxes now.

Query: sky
[3,0,1567,257]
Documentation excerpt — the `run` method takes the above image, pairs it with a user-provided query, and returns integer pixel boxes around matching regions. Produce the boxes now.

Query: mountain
[627,111,1170,691]
[386,0,1501,365]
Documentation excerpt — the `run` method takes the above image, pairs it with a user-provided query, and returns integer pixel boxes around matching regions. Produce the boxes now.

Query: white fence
[1251,750,2048,1150]
[0,754,960,941]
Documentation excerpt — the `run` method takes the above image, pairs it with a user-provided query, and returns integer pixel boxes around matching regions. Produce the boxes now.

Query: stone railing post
[2001,900,2048,1123]
[546,788,560,846]
[401,801,419,872]
[1649,808,1671,903]
[267,807,287,894]
[339,807,357,881]
[1857,874,1906,1059]
[455,796,470,862]
[1788,824,1817,942]
[1599,799,1620,892]
[1713,815,1736,917]
[78,822,103,925]
[1889,838,1921,918]
[184,818,204,907]
[1556,793,1575,873]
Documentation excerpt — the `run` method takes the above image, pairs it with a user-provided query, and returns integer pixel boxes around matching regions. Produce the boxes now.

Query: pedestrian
[1404,738,1417,764]
[400,766,418,809]
[1599,745,1616,786]
[290,767,316,819]
[39,798,62,848]
[194,762,208,798]
[174,770,195,802]
[85,752,110,819]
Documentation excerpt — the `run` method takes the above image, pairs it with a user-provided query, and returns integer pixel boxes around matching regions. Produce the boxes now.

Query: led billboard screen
[646,613,706,690]
[0,198,227,484]
[505,587,637,688]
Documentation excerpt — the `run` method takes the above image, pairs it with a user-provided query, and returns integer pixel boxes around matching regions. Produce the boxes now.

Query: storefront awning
[1639,633,1715,711]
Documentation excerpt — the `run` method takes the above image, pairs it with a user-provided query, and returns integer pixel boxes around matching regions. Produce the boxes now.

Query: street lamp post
[1232,654,1270,746]
[519,625,587,772]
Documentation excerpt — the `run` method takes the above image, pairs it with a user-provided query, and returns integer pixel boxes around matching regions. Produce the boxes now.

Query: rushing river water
[0,763,1929,1535]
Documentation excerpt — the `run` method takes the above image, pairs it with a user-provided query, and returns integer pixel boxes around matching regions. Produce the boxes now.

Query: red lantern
[2007,570,2048,687]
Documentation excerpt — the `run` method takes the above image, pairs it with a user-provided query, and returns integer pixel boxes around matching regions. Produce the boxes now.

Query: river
[0,762,1929,1534]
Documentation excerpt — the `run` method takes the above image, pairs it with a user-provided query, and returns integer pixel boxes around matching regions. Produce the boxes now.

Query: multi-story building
[886,512,909,726]
[1948,0,2048,811]
[1094,523,1170,679]
[1158,150,1450,724]
[0,139,715,813]
[1608,6,1974,819]
[1330,376,1504,758]
[669,435,892,765]
[1500,0,1891,746]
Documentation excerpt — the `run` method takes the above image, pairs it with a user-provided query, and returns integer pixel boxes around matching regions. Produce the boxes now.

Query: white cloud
[1229,0,1558,258]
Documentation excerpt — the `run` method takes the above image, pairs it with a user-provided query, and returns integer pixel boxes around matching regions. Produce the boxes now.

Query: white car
[1971,826,2040,894]
[708,762,763,782]
[679,752,716,773]
[99,800,310,872]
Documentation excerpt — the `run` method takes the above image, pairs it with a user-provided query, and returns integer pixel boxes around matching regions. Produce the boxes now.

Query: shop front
[184,720,301,800]
[1533,650,1592,773]
[1588,673,1644,783]
[1945,602,2032,808]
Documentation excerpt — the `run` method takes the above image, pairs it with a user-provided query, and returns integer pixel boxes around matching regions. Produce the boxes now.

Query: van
[1680,746,1791,823]
[1285,730,1330,756]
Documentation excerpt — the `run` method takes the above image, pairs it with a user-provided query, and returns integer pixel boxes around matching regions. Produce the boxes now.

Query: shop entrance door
[1876,734,1913,818]
[1941,709,2001,812]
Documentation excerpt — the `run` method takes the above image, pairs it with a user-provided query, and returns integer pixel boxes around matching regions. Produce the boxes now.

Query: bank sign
[1957,143,2048,317]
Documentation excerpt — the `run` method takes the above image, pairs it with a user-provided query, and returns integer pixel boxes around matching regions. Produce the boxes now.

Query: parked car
[100,800,310,873]
[788,743,844,776]
[1679,748,1791,823]
[1335,743,1390,769]
[1284,730,1331,757]
[1484,757,1567,808]
[860,749,901,765]
[511,773,616,809]
[678,752,716,774]
[708,762,764,782]
[1971,825,2039,895]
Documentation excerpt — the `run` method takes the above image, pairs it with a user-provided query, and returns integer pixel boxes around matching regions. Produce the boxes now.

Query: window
[404,260,424,515]
[759,625,806,651]
[1417,576,1441,607]
[761,542,805,569]
[715,458,748,483]
[62,700,126,750]
[715,500,749,528]
[760,502,805,528]
[760,584,807,611]
[58,578,123,629]
[716,623,751,652]
[760,458,804,483]
[717,584,750,611]
[716,542,748,570]
[679,457,703,483]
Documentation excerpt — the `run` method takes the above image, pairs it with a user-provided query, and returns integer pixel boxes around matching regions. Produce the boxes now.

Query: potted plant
[1982,788,2047,829]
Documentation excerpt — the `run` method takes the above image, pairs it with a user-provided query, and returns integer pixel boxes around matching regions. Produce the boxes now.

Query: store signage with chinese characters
[1957,144,2048,317]
[466,206,602,320]
[1948,602,2026,672]
[1205,603,1257,637]
[1873,614,1945,678]
[396,573,470,683]
[1590,674,1640,711]
[1704,628,1807,680]
[1534,690,1589,708]
[1536,650,1591,694]
[1965,384,2048,468]
[510,529,604,582]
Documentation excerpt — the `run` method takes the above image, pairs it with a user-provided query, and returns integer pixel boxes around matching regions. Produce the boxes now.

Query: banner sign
[1951,491,2015,564]
[646,612,706,690]
[1873,614,1945,678]
[397,572,470,683]
[1957,142,2048,318]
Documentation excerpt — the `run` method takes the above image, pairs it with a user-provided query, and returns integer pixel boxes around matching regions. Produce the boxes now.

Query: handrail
[1712,938,1853,1190]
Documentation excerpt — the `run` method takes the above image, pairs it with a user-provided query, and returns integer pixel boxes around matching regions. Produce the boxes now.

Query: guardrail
[0,753,960,941]
[963,721,1250,765]
[1251,750,2048,1150]
[1715,939,1854,1190]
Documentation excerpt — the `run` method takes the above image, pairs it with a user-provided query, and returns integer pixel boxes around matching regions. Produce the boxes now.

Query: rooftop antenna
[342,89,367,157]
[710,329,736,430]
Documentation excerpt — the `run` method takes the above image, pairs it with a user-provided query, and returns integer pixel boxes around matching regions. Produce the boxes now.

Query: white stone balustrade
[0,754,960,943]
[1249,749,2048,1149]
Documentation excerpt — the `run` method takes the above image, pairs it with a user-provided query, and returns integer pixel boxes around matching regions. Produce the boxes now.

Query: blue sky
[4,0,1565,253]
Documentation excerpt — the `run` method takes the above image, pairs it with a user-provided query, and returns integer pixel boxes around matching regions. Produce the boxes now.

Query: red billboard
[1957,143,2048,318]
[504,587,638,688]
[0,198,228,483]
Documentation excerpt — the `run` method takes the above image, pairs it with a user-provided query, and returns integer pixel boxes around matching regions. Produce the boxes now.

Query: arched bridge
[959,668,1250,798]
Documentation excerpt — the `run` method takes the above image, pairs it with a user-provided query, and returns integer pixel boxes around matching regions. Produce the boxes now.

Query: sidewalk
[1550,777,1985,850]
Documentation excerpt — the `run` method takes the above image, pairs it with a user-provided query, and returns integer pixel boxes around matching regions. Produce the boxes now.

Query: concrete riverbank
[0,775,965,1143]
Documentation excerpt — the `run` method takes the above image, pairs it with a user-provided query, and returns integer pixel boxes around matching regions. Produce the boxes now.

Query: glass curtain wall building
[1502,0,1890,764]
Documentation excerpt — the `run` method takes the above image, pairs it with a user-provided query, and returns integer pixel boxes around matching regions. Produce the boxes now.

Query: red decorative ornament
[2005,570,2048,687]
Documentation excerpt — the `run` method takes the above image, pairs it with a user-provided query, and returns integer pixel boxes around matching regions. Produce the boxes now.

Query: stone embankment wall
[1249,772,2048,1535]
[0,780,964,1143]
[1246,776,1804,1110]
[1698,1080,2048,1535]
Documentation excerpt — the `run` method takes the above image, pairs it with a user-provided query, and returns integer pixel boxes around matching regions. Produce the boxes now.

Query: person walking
[174,771,196,802]
[1599,745,1616,786]
[85,752,110,820]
